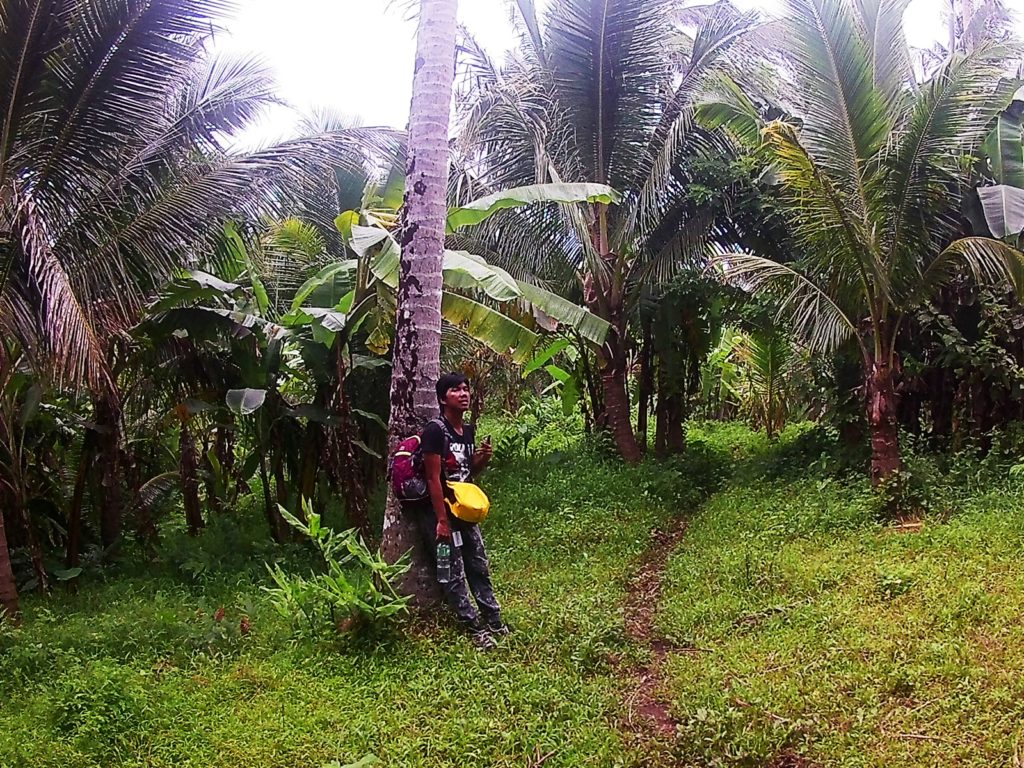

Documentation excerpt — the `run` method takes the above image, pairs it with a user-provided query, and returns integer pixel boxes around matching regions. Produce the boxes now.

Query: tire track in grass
[619,518,705,748]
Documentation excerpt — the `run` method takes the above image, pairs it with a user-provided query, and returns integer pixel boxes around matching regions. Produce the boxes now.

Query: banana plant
[977,87,1024,243]
[289,183,615,366]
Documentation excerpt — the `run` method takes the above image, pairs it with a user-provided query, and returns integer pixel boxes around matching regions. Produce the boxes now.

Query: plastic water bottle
[436,541,451,584]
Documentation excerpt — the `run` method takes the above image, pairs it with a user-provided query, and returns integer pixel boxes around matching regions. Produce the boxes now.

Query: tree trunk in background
[380,0,459,609]
[665,394,686,455]
[16,501,47,595]
[637,321,653,451]
[0,508,18,623]
[929,366,953,446]
[298,422,321,512]
[333,348,371,542]
[970,373,993,452]
[469,368,487,425]
[599,318,642,463]
[178,419,205,536]
[257,451,284,543]
[655,366,686,457]
[66,430,97,569]
[867,356,901,485]
[578,338,603,431]
[94,396,122,550]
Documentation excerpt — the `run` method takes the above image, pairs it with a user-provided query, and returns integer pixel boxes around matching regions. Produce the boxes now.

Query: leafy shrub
[264,501,410,638]
[158,508,289,581]
[50,660,149,753]
[488,393,585,461]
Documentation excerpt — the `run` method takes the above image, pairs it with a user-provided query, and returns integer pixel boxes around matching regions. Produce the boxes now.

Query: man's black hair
[436,372,470,405]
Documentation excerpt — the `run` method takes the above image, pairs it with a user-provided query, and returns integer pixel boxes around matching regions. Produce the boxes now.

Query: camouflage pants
[409,503,501,627]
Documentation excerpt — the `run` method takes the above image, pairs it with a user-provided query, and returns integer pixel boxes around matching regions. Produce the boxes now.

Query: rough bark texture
[380,0,458,608]
[637,321,653,450]
[258,452,284,544]
[868,358,902,486]
[654,372,686,458]
[578,339,603,432]
[0,507,18,622]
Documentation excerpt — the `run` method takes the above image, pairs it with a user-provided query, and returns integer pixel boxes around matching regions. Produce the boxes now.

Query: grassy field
[0,420,714,768]
[3,419,1024,767]
[661,424,1024,766]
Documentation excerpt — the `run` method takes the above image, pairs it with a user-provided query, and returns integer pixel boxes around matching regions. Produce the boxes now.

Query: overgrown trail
[619,516,696,748]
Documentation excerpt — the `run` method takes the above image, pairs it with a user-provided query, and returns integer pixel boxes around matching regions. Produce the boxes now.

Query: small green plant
[263,500,411,637]
[875,566,915,600]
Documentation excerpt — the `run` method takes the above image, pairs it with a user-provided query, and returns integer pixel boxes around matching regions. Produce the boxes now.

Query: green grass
[660,423,1024,766]
[0,433,716,768]
[6,419,1024,767]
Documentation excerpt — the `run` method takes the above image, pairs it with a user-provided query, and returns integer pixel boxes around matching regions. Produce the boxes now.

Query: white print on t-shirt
[448,441,473,482]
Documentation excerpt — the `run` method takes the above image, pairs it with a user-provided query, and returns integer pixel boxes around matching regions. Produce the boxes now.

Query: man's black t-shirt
[421,417,475,483]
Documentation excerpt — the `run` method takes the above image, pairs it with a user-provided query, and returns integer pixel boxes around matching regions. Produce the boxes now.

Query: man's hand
[436,516,452,541]
[472,436,493,475]
[478,436,493,461]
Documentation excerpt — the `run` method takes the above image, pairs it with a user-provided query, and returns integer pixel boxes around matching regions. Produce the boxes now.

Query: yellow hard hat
[447,482,491,523]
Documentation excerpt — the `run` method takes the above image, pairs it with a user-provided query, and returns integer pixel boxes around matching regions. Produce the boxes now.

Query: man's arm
[423,453,450,541]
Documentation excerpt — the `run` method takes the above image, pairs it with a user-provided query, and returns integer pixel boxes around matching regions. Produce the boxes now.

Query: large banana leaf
[291,260,358,311]
[446,183,620,233]
[442,251,521,301]
[440,294,540,364]
[978,185,1024,238]
[515,281,610,346]
[983,112,1024,187]
[345,223,610,348]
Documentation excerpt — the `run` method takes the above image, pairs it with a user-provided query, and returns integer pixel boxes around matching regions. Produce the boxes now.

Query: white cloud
[216,0,1017,149]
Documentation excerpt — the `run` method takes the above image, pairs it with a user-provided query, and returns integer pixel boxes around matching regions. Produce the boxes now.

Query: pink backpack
[389,418,448,501]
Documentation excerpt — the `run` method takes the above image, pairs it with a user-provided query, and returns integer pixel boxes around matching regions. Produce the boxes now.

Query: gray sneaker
[487,620,511,636]
[470,628,498,651]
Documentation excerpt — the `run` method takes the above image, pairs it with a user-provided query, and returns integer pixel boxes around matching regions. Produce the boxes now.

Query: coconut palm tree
[381,0,460,594]
[0,0,387,390]
[0,0,395,605]
[712,0,1024,483]
[455,0,761,461]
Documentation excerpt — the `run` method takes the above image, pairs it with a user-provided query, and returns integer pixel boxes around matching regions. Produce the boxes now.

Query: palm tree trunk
[380,0,459,609]
[600,323,642,463]
[257,451,284,543]
[868,357,901,485]
[929,366,953,446]
[178,420,205,536]
[0,508,18,622]
[298,423,321,510]
[94,396,122,550]
[577,337,603,431]
[66,430,97,569]
[637,320,653,450]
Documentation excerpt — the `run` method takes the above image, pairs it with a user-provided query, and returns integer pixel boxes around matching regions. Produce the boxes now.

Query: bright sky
[214,0,1014,149]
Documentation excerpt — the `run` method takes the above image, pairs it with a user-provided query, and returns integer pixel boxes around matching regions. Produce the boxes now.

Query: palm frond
[510,0,547,66]
[715,252,861,355]
[762,120,884,306]
[781,0,890,221]
[916,237,1024,303]
[544,0,675,187]
[854,0,917,100]
[884,41,1020,300]
[618,3,760,241]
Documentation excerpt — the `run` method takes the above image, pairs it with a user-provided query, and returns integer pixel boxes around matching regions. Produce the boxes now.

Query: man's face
[442,381,471,412]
